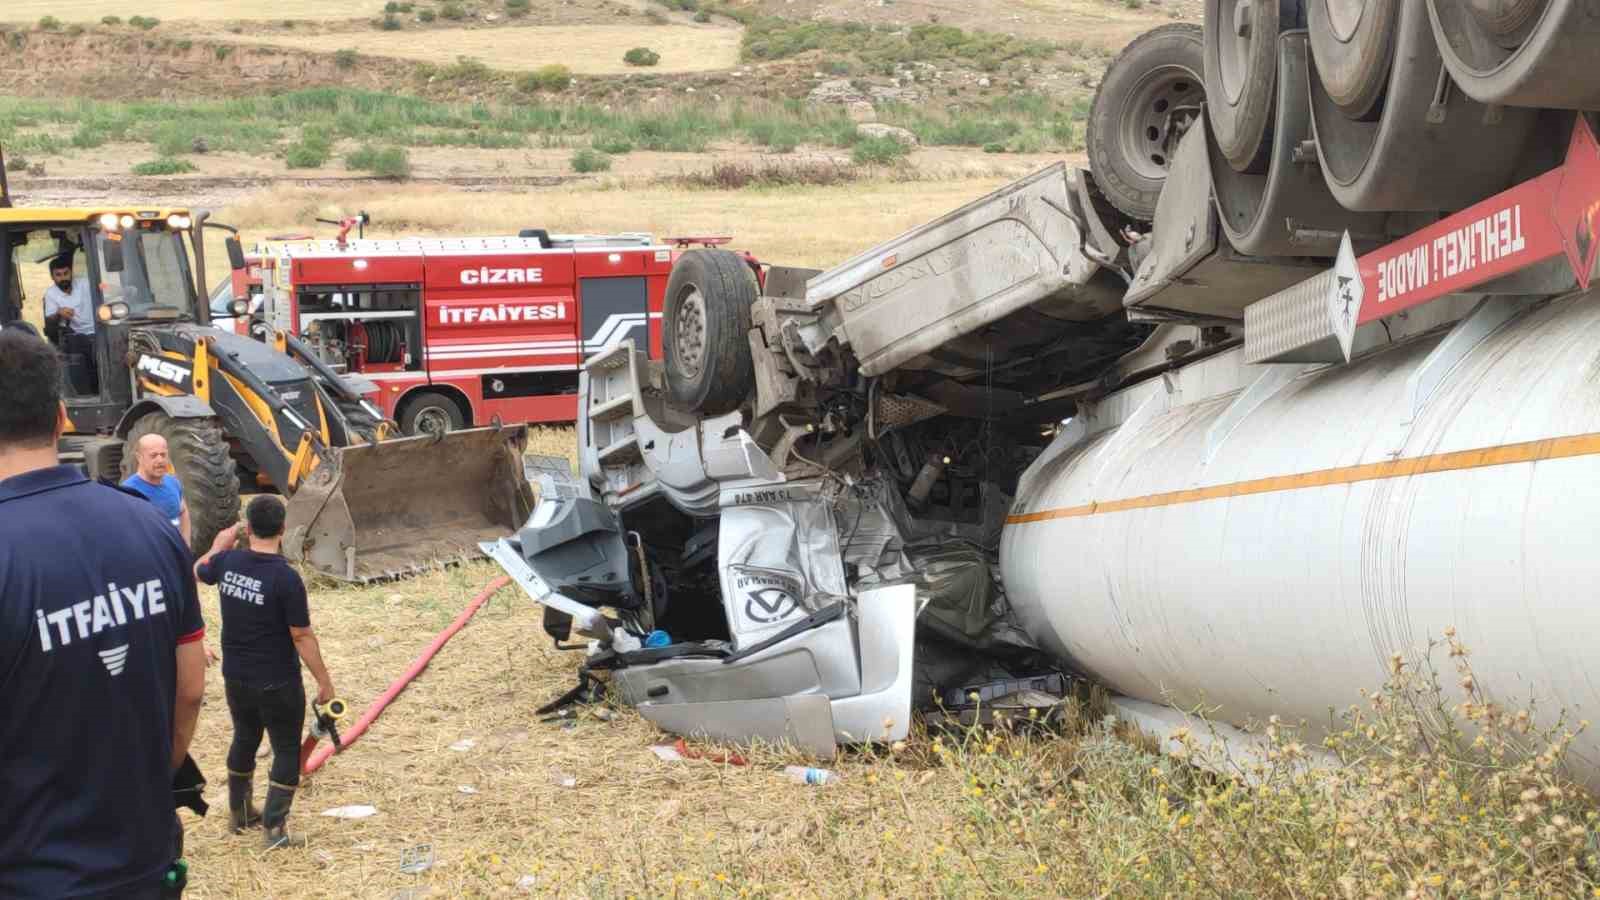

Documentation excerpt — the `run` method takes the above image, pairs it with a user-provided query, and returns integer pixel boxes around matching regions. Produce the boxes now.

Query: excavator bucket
[283,425,536,582]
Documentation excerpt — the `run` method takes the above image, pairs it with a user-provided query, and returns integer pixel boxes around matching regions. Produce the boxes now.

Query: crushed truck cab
[484,164,1138,755]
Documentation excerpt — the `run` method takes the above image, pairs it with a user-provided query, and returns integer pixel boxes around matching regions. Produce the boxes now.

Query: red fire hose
[303,575,511,775]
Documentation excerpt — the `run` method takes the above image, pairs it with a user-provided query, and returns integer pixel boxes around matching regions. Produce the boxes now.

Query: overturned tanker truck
[488,1,1600,775]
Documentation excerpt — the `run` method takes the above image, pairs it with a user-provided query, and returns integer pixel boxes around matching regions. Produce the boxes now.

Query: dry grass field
[216,177,1021,268]
[0,0,379,23]
[204,25,744,75]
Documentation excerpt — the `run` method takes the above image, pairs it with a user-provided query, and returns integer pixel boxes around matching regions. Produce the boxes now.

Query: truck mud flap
[284,425,535,582]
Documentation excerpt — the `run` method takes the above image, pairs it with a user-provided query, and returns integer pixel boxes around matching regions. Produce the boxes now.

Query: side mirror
[103,237,124,273]
[225,236,246,271]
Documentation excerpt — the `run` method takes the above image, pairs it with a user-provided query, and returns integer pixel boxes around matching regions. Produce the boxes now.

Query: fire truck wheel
[122,411,240,554]
[399,392,465,437]
[663,249,758,416]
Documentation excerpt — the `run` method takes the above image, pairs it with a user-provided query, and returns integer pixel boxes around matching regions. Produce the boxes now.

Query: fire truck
[249,231,745,432]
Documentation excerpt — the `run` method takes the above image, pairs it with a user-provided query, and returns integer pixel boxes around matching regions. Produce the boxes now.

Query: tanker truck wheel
[1206,0,1305,173]
[1426,0,1596,109]
[1088,23,1205,221]
[1307,0,1399,121]
[121,411,240,554]
[662,248,758,416]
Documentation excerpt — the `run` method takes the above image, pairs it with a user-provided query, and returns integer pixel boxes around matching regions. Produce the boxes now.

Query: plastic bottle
[784,765,835,786]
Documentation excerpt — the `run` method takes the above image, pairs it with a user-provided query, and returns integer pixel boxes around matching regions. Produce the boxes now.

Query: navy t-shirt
[196,549,309,687]
[0,465,204,899]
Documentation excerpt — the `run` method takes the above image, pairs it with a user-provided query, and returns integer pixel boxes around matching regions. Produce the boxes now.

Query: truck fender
[114,395,217,438]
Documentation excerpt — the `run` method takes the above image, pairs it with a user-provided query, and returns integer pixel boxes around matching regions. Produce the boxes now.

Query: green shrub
[346,144,411,178]
[570,148,612,173]
[418,8,436,21]
[384,1,401,10]
[37,16,61,30]
[381,13,403,29]
[693,10,711,23]
[101,15,122,25]
[982,141,1005,153]
[334,48,359,69]
[66,23,85,35]
[131,158,197,176]
[5,155,30,172]
[623,46,661,67]
[128,15,160,30]
[175,38,192,50]
[214,45,233,61]
[643,9,668,24]
[516,64,570,93]
[284,140,331,168]
[439,55,491,82]
[591,135,633,154]
[851,134,910,165]
[663,0,699,9]
[440,2,466,20]
[505,0,531,15]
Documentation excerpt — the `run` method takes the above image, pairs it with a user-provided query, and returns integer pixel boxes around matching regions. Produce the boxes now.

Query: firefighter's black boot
[261,783,307,850]
[227,771,261,833]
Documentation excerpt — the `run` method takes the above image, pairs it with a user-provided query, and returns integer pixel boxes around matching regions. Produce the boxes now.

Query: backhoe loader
[0,175,532,581]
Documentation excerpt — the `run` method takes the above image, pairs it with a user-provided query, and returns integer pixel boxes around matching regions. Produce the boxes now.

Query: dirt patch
[743,0,1200,50]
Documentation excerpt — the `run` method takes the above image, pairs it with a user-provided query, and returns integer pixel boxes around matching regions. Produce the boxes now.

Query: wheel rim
[673,287,707,380]
[414,406,453,436]
[1325,0,1367,41]
[1465,0,1546,46]
[1119,65,1203,181]
[1216,0,1254,105]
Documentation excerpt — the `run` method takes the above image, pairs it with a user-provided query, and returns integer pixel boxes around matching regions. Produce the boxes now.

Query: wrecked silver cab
[486,164,1147,756]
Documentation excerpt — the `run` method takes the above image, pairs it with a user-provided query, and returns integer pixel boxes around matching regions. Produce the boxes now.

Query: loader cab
[0,210,207,433]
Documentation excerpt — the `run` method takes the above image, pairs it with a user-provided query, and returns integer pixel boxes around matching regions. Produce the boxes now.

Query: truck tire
[662,249,758,416]
[1307,0,1398,121]
[1207,0,1304,174]
[1088,23,1205,221]
[400,391,465,437]
[122,412,239,554]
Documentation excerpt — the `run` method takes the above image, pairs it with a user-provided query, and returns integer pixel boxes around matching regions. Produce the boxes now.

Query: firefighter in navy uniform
[0,330,207,900]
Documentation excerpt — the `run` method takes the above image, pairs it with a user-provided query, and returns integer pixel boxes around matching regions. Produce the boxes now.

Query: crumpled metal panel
[715,479,849,648]
[804,163,1097,377]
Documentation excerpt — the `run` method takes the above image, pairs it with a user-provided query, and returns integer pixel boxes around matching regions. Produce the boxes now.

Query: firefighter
[194,495,336,850]
[0,328,207,898]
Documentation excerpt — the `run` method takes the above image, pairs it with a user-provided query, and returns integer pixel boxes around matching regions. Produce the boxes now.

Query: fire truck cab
[258,232,681,433]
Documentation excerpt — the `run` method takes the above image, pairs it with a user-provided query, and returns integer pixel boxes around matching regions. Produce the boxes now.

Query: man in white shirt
[43,255,98,394]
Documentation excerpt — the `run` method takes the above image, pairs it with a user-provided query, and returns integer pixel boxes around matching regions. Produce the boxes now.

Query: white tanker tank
[1002,289,1600,779]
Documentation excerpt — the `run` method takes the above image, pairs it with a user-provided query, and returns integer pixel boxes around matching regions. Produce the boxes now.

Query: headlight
[97,301,130,323]
[99,213,121,231]
[166,214,192,229]
[119,215,135,229]
[230,298,248,316]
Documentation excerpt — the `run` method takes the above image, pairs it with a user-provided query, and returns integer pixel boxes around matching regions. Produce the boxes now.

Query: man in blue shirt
[0,329,207,899]
[122,433,191,546]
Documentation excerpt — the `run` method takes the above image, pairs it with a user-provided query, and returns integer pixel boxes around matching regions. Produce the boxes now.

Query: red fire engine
[253,231,731,432]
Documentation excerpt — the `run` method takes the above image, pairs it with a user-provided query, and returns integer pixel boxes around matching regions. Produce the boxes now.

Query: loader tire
[122,412,239,554]
[1206,0,1303,174]
[399,391,465,437]
[662,249,758,416]
[1088,23,1205,221]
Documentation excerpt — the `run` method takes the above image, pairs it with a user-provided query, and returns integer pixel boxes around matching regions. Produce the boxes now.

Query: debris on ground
[321,804,377,819]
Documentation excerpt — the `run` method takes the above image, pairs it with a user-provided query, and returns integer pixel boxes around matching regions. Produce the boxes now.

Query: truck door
[575,248,662,358]
[423,250,580,424]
